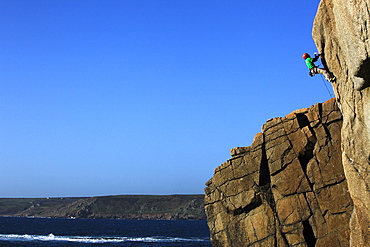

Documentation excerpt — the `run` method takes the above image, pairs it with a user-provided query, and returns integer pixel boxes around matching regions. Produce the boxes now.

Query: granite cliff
[205,99,353,246]
[205,1,370,246]
[313,0,370,245]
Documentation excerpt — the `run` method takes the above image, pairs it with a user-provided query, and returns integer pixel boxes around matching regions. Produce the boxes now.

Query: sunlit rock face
[205,99,353,246]
[205,1,370,245]
[313,0,370,245]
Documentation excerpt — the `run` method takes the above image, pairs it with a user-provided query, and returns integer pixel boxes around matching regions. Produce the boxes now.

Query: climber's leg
[312,67,336,82]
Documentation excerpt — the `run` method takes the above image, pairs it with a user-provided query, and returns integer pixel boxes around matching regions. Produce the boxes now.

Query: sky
[0,0,327,198]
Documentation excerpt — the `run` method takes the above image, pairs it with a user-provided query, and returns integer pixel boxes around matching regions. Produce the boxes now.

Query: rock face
[205,99,353,246]
[312,1,370,245]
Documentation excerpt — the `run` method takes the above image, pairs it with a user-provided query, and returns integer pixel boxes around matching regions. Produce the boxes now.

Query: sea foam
[0,233,208,243]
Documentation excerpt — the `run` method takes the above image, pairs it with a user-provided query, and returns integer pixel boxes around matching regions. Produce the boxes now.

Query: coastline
[0,194,206,220]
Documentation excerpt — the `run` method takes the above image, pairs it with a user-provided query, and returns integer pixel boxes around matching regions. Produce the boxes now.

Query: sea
[0,217,211,247]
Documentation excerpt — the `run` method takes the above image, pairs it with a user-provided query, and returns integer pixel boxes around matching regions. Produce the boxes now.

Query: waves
[0,233,209,244]
[0,217,211,246]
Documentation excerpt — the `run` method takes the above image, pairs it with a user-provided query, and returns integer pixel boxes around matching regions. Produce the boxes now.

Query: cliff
[205,0,370,246]
[205,99,353,246]
[0,195,206,220]
[313,1,370,245]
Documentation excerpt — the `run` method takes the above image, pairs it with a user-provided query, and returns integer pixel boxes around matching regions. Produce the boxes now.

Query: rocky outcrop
[312,0,370,245]
[205,99,353,246]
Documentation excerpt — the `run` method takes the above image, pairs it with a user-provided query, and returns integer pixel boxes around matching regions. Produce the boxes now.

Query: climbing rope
[319,74,335,98]
[318,74,370,177]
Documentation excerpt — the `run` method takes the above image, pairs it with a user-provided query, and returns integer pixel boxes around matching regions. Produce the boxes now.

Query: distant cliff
[205,99,353,246]
[0,195,206,220]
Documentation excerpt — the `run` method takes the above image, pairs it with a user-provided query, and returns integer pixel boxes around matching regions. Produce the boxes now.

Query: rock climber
[302,53,336,82]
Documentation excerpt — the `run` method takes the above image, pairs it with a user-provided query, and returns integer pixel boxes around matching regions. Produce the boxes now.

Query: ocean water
[0,217,211,246]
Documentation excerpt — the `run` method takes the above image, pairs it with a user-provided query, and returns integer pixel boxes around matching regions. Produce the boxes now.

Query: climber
[302,53,336,82]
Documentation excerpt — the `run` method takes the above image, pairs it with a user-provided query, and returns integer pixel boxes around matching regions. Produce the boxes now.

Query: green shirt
[305,57,316,69]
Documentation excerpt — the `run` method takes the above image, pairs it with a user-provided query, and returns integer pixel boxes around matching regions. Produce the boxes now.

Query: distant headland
[0,194,206,220]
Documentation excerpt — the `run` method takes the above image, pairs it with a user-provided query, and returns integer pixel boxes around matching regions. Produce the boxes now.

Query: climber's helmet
[302,53,310,59]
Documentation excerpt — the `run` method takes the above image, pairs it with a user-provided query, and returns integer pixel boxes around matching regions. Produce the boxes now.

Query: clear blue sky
[0,0,326,198]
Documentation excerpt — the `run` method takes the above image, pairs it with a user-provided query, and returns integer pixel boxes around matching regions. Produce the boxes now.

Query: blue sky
[0,0,327,198]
